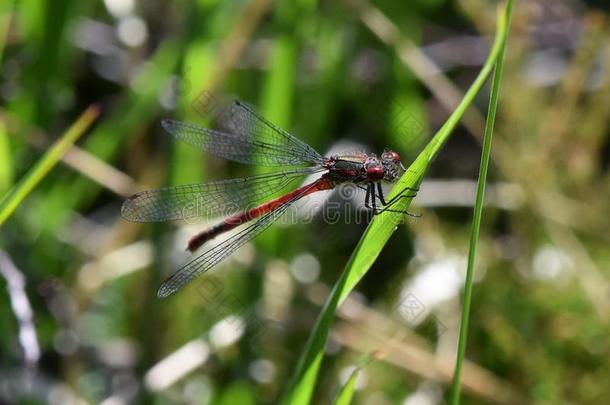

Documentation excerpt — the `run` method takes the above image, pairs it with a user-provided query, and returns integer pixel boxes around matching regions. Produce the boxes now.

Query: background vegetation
[1,0,609,404]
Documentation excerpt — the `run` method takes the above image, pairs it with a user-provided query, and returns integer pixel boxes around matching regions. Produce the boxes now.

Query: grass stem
[450,1,514,403]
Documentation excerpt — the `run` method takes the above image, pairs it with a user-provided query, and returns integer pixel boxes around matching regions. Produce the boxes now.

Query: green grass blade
[0,105,100,226]
[332,368,359,405]
[0,119,12,195]
[450,2,514,404]
[280,5,512,404]
[331,354,375,405]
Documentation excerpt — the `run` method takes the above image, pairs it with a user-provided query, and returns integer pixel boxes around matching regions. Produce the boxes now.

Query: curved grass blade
[280,3,514,404]
[0,105,100,226]
[333,371,358,405]
[331,353,376,405]
[450,2,514,404]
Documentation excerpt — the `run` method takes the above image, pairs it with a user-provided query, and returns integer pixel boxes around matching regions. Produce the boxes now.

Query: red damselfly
[122,101,417,297]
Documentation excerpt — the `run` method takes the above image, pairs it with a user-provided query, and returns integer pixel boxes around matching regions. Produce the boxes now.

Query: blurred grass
[0,120,12,194]
[5,38,185,259]
[0,2,14,196]
[0,105,99,226]
[0,0,13,65]
[2,0,610,404]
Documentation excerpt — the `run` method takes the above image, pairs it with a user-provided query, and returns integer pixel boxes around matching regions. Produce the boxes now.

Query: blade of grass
[332,369,358,405]
[280,3,512,404]
[0,105,100,226]
[450,2,514,404]
[0,119,12,194]
[331,353,375,405]
[0,0,15,65]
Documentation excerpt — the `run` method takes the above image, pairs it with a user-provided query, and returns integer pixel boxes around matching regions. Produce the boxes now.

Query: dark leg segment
[372,184,421,217]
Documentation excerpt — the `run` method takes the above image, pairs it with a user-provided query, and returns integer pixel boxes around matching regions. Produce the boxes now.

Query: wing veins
[121,167,324,222]
[157,180,326,297]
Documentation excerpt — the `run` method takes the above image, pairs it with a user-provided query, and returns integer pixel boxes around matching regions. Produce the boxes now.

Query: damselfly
[122,101,417,297]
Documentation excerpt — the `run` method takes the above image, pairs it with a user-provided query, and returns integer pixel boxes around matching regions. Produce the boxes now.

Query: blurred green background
[1,0,610,403]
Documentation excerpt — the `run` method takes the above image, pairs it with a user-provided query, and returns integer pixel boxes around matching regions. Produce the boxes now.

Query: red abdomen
[187,177,334,252]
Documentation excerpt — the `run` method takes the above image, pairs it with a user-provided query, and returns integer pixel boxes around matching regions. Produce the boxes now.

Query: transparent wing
[229,101,326,165]
[161,100,325,166]
[121,167,324,222]
[157,180,327,297]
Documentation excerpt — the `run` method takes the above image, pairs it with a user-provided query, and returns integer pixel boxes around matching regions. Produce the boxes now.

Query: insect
[122,101,418,297]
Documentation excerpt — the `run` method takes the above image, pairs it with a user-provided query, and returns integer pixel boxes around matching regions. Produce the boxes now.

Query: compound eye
[366,166,384,180]
[382,150,400,162]
[390,151,401,161]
